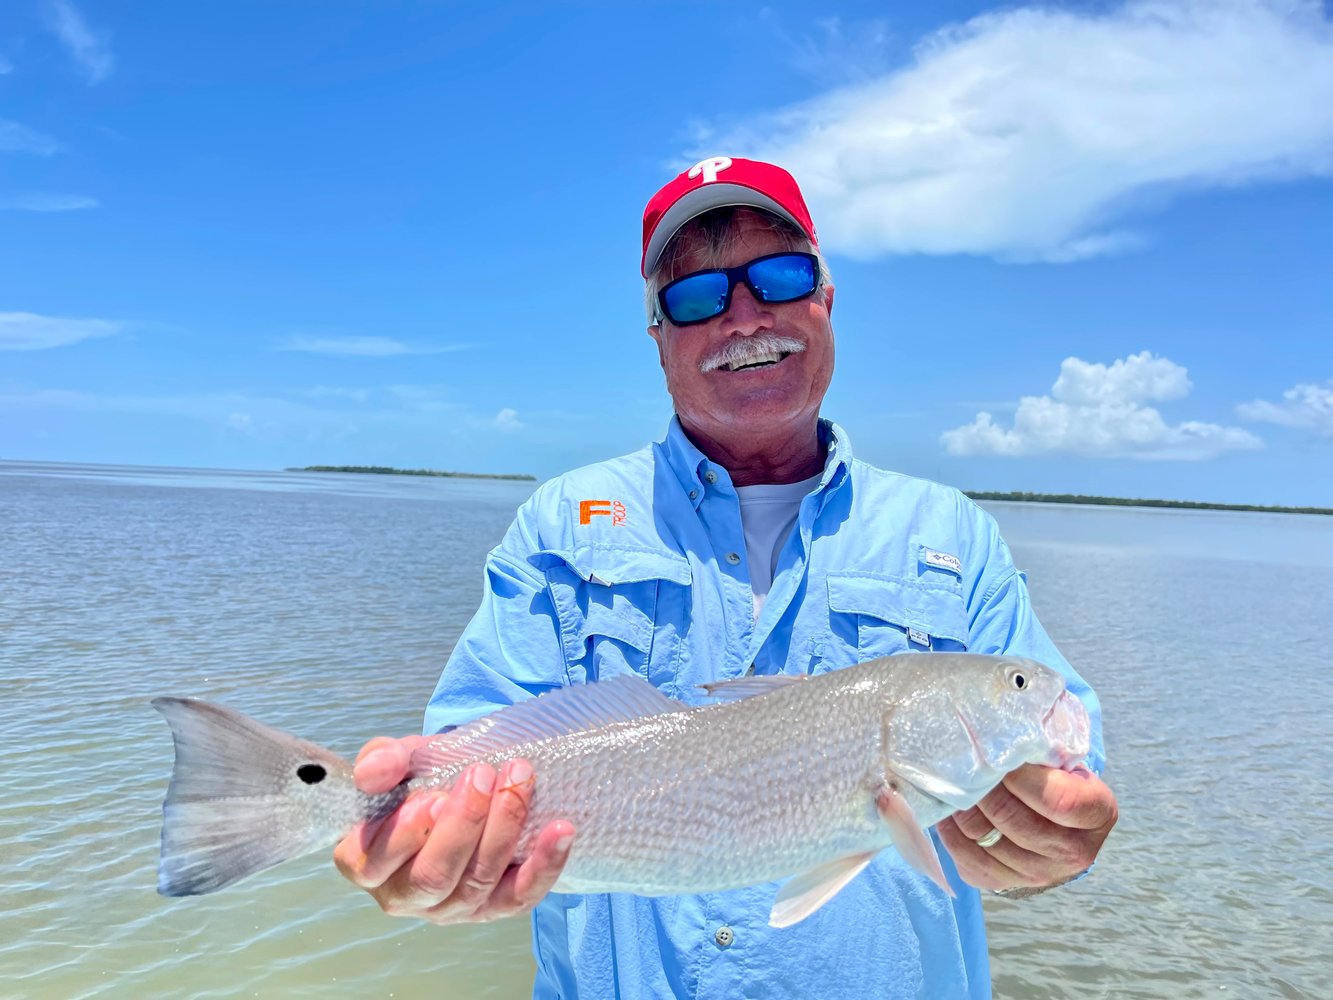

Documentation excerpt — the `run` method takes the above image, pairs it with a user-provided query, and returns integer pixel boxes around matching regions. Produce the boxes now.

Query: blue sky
[2,0,1331,506]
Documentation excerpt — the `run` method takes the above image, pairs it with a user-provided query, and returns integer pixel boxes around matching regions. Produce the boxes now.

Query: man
[334,157,1117,998]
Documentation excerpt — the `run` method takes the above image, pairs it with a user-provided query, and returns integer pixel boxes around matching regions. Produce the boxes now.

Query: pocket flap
[530,545,691,587]
[827,573,969,644]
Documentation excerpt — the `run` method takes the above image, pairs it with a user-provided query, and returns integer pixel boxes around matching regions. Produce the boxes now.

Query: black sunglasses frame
[656,251,820,327]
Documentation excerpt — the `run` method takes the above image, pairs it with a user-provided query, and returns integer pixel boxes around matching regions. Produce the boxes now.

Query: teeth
[724,351,783,372]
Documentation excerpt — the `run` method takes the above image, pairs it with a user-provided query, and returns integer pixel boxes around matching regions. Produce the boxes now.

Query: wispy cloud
[704,0,1333,262]
[0,194,98,212]
[0,311,123,350]
[45,0,113,84]
[280,336,467,357]
[941,352,1263,460]
[0,120,61,156]
[1238,380,1333,437]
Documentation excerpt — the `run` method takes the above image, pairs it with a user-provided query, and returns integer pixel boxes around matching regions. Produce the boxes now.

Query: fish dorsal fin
[699,674,805,703]
[769,851,877,928]
[412,674,684,775]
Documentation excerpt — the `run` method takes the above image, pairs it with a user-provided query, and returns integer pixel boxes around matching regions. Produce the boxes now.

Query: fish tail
[151,697,406,897]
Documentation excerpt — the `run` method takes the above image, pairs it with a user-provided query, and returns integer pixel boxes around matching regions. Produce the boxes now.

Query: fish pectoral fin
[699,674,805,703]
[877,778,955,897]
[769,852,877,929]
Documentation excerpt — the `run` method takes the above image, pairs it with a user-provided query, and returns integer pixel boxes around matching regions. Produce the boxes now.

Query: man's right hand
[333,736,575,923]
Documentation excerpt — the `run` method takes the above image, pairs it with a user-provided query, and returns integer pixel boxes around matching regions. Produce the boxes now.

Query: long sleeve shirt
[424,417,1105,1000]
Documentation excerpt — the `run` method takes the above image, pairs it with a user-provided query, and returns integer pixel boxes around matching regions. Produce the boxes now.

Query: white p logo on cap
[687,157,733,184]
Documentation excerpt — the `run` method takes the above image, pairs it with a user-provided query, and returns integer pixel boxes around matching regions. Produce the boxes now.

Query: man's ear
[647,324,667,368]
[822,282,835,317]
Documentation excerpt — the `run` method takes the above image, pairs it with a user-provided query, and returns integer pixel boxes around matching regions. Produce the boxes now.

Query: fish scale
[152,652,1090,926]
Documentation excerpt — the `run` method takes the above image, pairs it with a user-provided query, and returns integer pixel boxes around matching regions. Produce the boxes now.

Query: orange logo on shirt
[579,499,626,526]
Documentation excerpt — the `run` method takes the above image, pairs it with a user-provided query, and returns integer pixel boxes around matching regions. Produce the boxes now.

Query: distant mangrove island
[291,465,536,482]
[965,491,1333,517]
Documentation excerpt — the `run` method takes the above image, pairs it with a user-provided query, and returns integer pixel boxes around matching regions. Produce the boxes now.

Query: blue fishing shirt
[424,417,1105,1000]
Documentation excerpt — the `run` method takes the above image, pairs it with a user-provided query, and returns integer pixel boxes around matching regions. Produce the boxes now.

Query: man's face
[647,211,835,448]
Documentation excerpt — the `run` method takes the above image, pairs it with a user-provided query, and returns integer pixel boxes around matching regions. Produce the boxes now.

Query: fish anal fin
[412,674,684,776]
[699,674,805,703]
[877,777,954,897]
[769,852,877,928]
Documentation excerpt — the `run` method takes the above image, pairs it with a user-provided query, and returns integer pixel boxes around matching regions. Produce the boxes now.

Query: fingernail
[555,833,574,854]
[507,759,533,786]
[471,764,495,795]
[429,794,449,822]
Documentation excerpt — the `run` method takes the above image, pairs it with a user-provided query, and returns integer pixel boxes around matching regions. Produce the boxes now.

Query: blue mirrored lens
[662,272,731,323]
[749,255,816,303]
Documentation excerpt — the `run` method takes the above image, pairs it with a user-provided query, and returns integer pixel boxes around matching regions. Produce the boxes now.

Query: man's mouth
[700,335,806,374]
[722,350,789,373]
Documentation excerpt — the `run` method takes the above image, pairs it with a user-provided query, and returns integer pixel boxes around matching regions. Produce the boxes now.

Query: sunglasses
[657,252,820,326]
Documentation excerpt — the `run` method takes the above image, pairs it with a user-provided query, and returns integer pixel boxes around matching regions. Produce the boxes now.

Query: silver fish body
[154,652,1090,925]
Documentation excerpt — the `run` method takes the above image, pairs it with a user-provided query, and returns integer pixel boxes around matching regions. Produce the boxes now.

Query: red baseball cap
[641,156,818,277]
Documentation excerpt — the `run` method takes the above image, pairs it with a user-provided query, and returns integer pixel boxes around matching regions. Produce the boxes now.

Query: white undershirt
[735,472,823,618]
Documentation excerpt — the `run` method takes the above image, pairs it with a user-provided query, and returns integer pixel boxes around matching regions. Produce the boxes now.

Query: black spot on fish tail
[297,763,327,784]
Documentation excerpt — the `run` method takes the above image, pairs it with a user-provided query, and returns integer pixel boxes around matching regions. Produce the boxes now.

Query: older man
[335,158,1117,998]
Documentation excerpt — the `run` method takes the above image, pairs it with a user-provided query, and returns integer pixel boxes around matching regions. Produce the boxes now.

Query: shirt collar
[661,416,854,510]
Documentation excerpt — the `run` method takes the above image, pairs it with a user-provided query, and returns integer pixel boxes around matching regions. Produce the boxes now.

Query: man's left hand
[937,764,1117,893]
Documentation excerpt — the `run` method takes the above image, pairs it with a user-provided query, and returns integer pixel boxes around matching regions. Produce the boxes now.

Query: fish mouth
[1041,690,1091,769]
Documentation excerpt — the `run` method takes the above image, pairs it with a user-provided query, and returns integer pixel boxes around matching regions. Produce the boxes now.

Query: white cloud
[705,0,1333,262]
[46,0,113,84]
[0,194,98,212]
[494,407,523,432]
[1238,380,1333,436]
[0,120,61,156]
[0,312,122,350]
[280,336,466,357]
[942,351,1263,460]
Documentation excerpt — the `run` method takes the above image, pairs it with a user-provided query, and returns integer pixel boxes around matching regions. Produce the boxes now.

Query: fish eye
[1006,668,1028,691]
[296,763,327,785]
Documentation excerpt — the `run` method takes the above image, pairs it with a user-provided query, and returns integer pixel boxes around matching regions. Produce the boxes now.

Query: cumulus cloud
[46,0,113,84]
[0,311,122,350]
[1238,380,1333,436]
[0,120,61,156]
[0,194,98,212]
[494,407,523,432]
[942,351,1263,460]
[704,0,1333,261]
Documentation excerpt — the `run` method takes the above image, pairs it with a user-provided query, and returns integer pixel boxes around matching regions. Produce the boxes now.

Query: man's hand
[333,736,575,923]
[937,764,1117,894]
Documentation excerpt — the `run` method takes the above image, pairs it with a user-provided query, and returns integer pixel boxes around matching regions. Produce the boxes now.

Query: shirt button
[704,470,718,484]
[688,489,698,500]
[714,925,734,947]
[725,551,741,565]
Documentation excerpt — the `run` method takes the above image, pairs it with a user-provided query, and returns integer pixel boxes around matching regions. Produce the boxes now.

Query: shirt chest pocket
[825,573,970,665]
[535,546,691,691]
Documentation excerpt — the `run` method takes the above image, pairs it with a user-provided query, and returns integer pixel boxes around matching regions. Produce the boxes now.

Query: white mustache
[699,335,806,374]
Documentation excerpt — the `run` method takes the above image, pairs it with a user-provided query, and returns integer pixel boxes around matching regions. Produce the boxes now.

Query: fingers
[353,735,430,794]
[468,820,575,922]
[937,815,1038,892]
[427,759,535,919]
[1003,764,1118,832]
[938,766,1118,892]
[381,762,500,913]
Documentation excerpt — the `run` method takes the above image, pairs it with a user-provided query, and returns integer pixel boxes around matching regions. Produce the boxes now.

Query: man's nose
[721,282,775,336]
